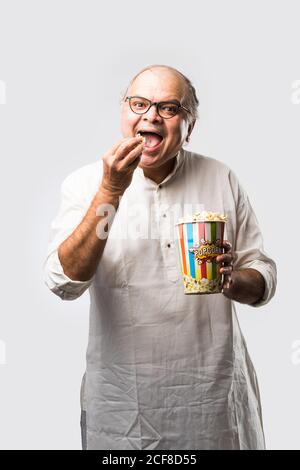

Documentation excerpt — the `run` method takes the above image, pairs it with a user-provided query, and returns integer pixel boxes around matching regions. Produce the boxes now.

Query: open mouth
[137,131,164,151]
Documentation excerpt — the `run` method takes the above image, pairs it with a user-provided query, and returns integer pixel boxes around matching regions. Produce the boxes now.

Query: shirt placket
[154,184,179,283]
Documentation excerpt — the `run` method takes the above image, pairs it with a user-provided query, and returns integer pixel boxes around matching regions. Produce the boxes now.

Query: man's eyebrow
[131,94,181,103]
[161,98,181,104]
[130,95,182,105]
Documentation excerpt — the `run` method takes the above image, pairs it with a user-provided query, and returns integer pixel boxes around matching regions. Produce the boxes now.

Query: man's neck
[142,155,177,185]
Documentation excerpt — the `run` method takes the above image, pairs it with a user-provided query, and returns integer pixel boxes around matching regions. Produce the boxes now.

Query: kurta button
[163,214,167,218]
[167,243,171,248]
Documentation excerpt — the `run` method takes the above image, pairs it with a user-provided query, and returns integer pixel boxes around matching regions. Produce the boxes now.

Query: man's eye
[133,101,146,108]
[162,105,177,112]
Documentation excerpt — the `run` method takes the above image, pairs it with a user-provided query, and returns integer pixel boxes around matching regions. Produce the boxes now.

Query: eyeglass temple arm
[181,105,191,114]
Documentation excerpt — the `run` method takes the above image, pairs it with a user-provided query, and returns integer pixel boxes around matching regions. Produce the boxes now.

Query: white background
[0,0,299,450]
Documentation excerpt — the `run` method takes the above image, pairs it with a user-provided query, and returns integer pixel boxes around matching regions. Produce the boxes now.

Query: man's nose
[142,104,163,121]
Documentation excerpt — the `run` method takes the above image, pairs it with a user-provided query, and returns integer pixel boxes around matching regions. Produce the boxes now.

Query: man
[44,64,277,450]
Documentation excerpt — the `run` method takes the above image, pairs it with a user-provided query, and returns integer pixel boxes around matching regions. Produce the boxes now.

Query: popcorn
[176,211,227,295]
[178,211,227,224]
[137,132,146,144]
[183,274,222,295]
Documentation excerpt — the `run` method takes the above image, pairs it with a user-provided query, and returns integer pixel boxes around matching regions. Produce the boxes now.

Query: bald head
[129,66,186,96]
[123,64,199,123]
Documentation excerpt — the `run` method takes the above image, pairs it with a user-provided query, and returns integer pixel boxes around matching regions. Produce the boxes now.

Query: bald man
[44,65,276,450]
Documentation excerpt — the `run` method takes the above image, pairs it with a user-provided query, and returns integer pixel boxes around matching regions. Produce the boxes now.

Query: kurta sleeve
[230,171,277,308]
[43,173,94,301]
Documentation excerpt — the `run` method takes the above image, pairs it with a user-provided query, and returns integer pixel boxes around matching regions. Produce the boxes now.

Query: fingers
[100,136,145,196]
[114,136,144,161]
[214,241,234,292]
[222,273,233,291]
[118,142,145,172]
[126,153,142,170]
[217,240,234,282]
[109,138,127,154]
[220,240,232,253]
[216,240,233,265]
[220,264,233,275]
[102,138,128,161]
[216,253,233,264]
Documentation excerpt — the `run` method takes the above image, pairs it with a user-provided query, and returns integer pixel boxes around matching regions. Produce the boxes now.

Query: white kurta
[44,148,277,450]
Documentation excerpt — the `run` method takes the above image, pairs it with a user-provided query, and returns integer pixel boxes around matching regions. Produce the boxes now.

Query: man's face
[120,69,194,169]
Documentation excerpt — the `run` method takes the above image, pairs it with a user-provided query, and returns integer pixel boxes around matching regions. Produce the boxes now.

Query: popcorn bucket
[176,220,226,294]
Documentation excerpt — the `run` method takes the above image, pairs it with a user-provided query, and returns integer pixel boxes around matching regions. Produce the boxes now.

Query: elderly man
[44,64,276,450]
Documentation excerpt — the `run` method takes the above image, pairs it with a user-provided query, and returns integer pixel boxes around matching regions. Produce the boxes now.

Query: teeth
[138,130,162,136]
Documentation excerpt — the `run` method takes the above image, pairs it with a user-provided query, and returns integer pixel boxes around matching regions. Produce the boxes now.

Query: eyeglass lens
[129,97,179,118]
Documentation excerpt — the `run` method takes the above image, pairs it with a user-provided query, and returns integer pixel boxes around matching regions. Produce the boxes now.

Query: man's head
[120,65,199,171]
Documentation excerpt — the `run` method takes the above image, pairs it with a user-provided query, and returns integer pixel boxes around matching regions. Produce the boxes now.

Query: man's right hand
[100,136,145,197]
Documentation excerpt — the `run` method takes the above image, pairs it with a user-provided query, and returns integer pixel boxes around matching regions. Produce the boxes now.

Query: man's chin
[139,151,160,166]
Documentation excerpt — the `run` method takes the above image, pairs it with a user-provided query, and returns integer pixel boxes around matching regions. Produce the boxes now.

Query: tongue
[143,132,162,148]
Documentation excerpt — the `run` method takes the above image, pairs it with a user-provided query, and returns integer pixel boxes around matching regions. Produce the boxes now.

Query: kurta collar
[136,147,186,187]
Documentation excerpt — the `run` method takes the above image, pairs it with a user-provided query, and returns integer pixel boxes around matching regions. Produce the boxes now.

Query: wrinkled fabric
[44,148,277,450]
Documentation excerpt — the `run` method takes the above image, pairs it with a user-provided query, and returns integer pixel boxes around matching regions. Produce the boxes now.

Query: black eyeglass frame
[125,96,191,119]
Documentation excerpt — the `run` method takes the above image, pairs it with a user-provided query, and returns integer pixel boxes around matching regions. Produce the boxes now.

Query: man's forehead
[129,69,185,101]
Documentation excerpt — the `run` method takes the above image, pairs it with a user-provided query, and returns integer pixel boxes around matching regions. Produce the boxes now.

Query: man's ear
[186,119,196,142]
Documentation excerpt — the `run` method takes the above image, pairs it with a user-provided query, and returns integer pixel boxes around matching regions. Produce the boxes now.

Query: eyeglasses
[125,96,191,119]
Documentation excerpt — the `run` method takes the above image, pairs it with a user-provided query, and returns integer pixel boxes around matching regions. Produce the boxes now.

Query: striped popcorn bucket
[176,220,226,295]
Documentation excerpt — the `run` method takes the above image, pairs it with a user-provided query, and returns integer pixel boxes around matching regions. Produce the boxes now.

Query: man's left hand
[217,240,234,292]
[216,240,266,305]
